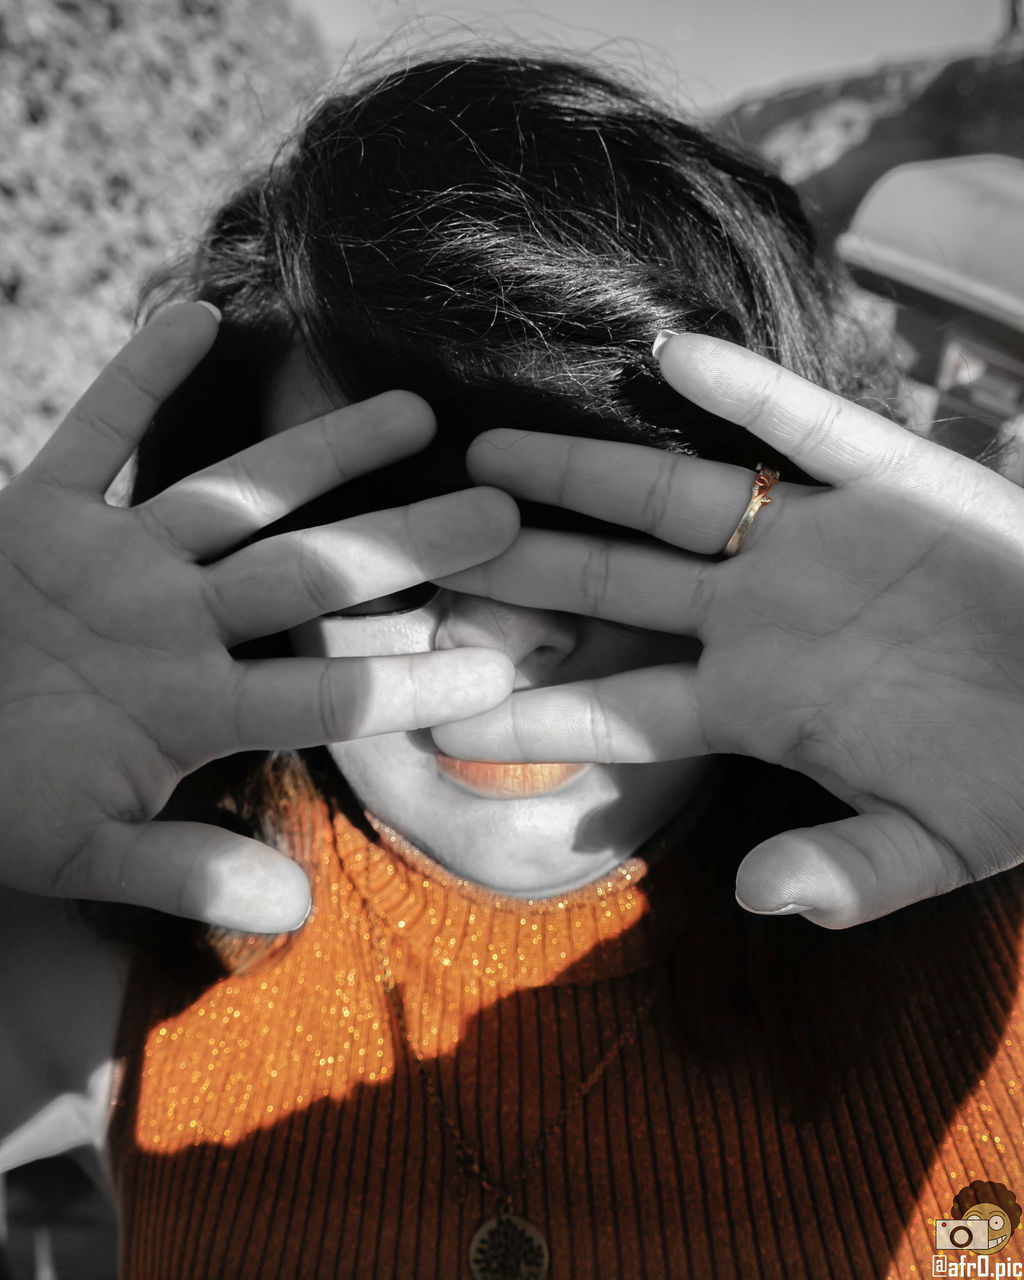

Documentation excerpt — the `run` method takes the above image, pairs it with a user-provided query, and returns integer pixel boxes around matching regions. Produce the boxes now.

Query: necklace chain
[341,850,666,1214]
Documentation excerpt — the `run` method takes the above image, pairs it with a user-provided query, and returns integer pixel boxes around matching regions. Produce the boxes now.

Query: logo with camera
[935,1181,1021,1255]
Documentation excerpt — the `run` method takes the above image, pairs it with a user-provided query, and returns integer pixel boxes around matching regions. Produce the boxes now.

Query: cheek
[323,733,457,845]
[326,734,415,787]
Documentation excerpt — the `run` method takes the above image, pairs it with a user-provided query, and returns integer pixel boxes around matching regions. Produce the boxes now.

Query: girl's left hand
[434,332,1024,929]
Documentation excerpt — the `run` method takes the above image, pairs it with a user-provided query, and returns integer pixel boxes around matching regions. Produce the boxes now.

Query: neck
[366,812,632,898]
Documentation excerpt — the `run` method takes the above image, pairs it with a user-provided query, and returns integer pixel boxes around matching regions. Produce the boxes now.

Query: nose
[434,591,578,690]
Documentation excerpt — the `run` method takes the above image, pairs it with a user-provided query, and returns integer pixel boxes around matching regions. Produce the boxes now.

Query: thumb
[55,820,311,932]
[734,811,971,929]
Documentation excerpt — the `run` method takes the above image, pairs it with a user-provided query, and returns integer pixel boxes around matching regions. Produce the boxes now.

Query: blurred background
[2,0,1023,1274]
[4,0,1024,485]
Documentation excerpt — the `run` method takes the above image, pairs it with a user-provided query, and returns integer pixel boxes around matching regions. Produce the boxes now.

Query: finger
[138,390,437,560]
[228,648,515,749]
[54,820,311,931]
[733,810,971,929]
[466,429,795,555]
[207,487,519,644]
[431,664,705,763]
[654,332,925,486]
[439,528,710,636]
[30,303,221,494]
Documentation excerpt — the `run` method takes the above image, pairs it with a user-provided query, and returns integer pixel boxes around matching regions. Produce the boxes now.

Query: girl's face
[294,595,707,895]
[269,353,709,897]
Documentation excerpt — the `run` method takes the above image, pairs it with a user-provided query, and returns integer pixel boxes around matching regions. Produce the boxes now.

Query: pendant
[469,1213,549,1280]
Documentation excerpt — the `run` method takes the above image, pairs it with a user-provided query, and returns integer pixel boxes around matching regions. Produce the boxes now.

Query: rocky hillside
[717,37,1024,243]
[6,10,1023,485]
[0,0,326,483]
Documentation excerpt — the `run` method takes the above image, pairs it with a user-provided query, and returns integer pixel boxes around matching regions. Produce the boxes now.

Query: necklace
[341,849,667,1280]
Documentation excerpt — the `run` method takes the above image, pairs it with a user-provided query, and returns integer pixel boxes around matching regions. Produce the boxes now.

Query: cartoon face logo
[962,1203,1011,1254]
[947,1181,1022,1255]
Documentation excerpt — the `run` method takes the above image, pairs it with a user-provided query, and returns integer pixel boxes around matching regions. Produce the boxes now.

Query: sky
[291,0,1006,112]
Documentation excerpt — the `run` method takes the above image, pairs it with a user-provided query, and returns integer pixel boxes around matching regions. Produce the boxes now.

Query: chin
[328,735,702,897]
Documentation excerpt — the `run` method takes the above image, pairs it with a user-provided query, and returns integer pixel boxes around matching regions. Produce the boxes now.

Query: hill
[0,0,326,481]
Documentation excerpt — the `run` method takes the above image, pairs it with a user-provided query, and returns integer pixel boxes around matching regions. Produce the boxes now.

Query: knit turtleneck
[356,813,690,990]
[109,798,1024,1278]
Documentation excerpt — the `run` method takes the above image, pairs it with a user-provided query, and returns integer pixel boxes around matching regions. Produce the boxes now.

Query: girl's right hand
[0,303,517,931]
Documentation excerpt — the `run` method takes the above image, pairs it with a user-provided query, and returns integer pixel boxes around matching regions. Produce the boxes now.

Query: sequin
[127,808,662,1154]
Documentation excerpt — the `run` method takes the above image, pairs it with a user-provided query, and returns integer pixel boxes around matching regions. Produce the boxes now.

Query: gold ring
[722,463,780,557]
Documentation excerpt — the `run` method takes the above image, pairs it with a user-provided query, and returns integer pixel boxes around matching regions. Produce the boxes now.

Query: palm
[701,487,1024,869]
[0,482,218,886]
[0,304,517,928]
[437,334,1024,926]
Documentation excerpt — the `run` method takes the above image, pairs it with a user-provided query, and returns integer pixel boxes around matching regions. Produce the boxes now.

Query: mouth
[435,753,590,799]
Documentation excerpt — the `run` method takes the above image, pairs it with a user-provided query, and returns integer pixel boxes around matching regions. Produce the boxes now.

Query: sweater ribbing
[110,801,1024,1277]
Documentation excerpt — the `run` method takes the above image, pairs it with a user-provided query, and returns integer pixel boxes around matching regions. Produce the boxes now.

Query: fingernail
[201,854,311,933]
[652,328,681,359]
[735,891,812,917]
[196,300,222,323]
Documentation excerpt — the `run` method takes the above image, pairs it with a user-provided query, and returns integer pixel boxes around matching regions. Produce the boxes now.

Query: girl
[4,51,1024,1278]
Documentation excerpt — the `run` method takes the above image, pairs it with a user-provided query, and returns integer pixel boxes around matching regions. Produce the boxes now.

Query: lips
[435,753,589,799]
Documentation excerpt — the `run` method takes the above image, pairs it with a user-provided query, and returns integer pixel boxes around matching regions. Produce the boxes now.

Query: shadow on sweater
[110,759,1024,1279]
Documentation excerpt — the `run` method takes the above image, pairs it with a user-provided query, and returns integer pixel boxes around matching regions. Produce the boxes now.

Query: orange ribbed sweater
[110,798,1024,1278]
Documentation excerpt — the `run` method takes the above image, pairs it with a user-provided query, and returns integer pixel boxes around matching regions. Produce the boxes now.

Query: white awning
[837,155,1024,333]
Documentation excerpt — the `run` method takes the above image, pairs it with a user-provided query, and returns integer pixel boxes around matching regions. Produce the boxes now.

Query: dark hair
[116,50,895,973]
[135,51,895,507]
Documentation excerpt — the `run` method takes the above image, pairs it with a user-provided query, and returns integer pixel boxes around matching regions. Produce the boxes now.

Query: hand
[434,332,1024,929]
[0,303,517,930]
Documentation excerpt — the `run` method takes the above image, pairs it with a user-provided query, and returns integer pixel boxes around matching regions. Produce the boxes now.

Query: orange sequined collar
[327,802,704,988]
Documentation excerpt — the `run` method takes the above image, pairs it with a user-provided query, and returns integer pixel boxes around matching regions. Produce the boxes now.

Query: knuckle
[743,365,844,461]
[859,424,913,482]
[510,694,534,759]
[408,656,429,728]
[555,437,584,509]
[294,530,338,615]
[401,501,424,563]
[639,457,676,540]
[111,357,162,408]
[583,680,613,759]
[175,857,199,921]
[316,414,355,487]
[741,363,788,432]
[317,661,350,739]
[75,398,138,455]
[580,541,612,614]
[227,665,256,748]
[804,397,845,456]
